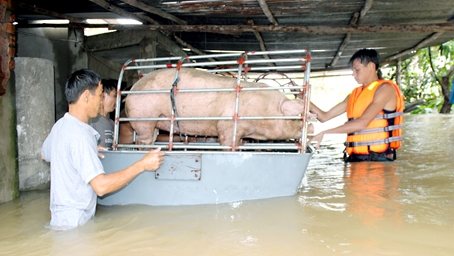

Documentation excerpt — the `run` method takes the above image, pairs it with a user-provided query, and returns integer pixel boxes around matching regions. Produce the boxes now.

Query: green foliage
[412,97,443,114]
[383,39,454,114]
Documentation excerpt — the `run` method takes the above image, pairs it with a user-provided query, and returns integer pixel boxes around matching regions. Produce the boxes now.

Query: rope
[170,76,183,142]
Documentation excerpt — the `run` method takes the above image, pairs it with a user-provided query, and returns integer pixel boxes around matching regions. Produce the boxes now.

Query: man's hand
[308,132,325,150]
[140,147,165,172]
[97,145,108,159]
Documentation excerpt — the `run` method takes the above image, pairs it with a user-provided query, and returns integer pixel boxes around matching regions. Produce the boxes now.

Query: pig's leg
[217,121,243,149]
[125,94,166,145]
[130,121,158,145]
[307,123,314,134]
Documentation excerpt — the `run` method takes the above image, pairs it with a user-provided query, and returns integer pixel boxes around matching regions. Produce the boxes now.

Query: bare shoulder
[375,82,397,109]
[376,82,396,96]
[379,81,395,88]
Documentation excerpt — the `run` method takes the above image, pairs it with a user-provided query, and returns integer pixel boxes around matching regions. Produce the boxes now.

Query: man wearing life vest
[309,49,405,162]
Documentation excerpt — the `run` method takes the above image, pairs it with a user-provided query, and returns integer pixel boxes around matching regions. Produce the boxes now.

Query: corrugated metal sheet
[14,0,454,71]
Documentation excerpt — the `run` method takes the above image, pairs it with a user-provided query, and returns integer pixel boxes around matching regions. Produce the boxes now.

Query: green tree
[384,39,454,114]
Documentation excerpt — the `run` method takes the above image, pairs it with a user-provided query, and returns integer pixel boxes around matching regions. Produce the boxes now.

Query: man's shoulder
[53,114,96,140]
[51,114,75,133]
[375,80,398,93]
[88,115,102,124]
[376,79,399,89]
[90,115,114,129]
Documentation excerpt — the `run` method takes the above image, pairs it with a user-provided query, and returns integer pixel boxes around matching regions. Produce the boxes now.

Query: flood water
[1,114,453,255]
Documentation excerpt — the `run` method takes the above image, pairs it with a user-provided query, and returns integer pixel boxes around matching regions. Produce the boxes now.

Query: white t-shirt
[42,113,104,230]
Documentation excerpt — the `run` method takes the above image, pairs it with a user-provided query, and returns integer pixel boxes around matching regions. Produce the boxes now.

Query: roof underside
[14,0,454,72]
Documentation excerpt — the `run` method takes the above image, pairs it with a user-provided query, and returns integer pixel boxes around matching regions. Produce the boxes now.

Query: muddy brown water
[1,114,453,255]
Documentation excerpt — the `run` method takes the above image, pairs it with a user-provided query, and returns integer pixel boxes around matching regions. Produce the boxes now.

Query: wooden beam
[17,23,111,29]
[257,0,278,25]
[328,33,351,68]
[120,0,187,25]
[173,35,215,61]
[18,22,454,35]
[349,12,360,26]
[248,19,272,62]
[88,0,159,25]
[108,23,454,34]
[328,0,373,67]
[135,13,153,24]
[385,32,444,61]
[15,2,86,23]
[356,0,374,26]
[29,21,239,37]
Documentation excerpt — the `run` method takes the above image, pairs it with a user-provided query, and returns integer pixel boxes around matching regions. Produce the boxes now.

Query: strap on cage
[170,76,183,142]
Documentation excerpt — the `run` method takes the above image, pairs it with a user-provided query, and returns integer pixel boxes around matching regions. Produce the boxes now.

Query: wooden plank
[120,0,187,25]
[108,23,454,34]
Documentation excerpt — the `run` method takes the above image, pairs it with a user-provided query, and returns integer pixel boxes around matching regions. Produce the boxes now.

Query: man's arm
[310,95,349,123]
[309,83,396,148]
[90,148,165,196]
[41,136,51,162]
[97,145,107,159]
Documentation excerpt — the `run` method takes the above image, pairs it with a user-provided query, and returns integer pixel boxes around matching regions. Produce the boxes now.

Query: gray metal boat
[98,49,314,206]
[99,150,313,206]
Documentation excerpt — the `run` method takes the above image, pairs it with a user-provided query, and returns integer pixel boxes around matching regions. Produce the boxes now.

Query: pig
[125,68,310,148]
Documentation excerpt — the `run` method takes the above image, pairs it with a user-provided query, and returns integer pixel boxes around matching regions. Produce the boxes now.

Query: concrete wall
[17,27,87,121]
[0,27,146,202]
[0,75,18,203]
[86,49,137,90]
[87,52,121,79]
[17,27,126,119]
[15,58,54,191]
[0,28,87,195]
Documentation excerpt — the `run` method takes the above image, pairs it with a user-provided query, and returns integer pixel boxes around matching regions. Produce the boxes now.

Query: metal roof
[14,0,454,71]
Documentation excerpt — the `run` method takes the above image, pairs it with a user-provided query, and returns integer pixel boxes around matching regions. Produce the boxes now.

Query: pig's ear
[281,100,305,116]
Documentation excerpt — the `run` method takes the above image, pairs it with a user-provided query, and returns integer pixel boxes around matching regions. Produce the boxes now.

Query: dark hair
[65,69,101,104]
[348,48,383,78]
[102,79,117,94]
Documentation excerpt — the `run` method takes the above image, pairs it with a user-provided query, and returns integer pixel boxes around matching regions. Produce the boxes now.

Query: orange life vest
[345,80,404,155]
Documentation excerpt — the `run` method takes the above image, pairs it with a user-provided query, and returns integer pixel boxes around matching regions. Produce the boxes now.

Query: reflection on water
[1,115,454,255]
[345,162,402,228]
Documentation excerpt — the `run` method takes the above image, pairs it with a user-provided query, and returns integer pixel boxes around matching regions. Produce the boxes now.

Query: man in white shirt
[41,69,165,230]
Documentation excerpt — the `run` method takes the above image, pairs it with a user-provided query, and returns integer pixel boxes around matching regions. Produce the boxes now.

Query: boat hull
[98,150,313,206]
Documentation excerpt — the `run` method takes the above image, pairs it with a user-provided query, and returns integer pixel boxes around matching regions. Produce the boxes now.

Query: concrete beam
[84,30,186,57]
[84,30,146,52]
[154,31,187,57]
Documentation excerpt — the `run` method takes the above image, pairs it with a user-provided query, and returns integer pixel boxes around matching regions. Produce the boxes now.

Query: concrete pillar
[0,0,18,203]
[0,75,18,203]
[139,35,157,74]
[15,57,54,190]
